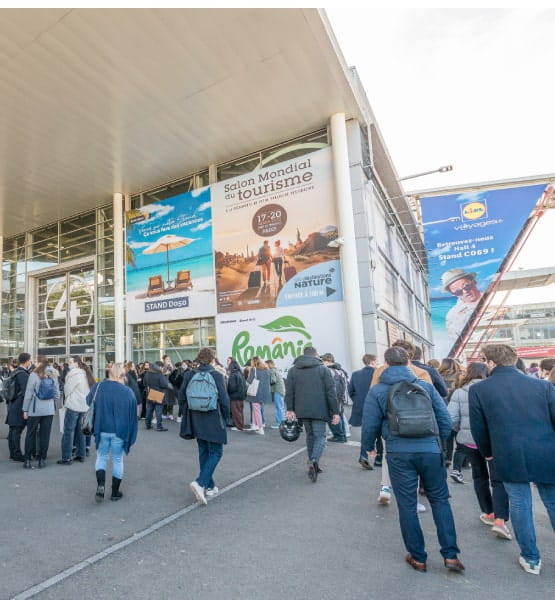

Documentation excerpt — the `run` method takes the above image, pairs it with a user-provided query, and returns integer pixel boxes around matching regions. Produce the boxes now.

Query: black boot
[95,469,106,502]
[111,476,123,501]
[38,458,46,468]
[23,459,34,469]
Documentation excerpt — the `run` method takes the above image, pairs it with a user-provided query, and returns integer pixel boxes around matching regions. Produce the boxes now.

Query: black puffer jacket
[227,362,247,400]
[285,355,338,421]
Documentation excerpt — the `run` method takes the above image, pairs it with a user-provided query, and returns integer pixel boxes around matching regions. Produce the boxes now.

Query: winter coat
[268,367,286,396]
[87,380,138,454]
[6,366,30,427]
[179,365,230,444]
[227,367,247,401]
[126,371,142,405]
[412,360,449,399]
[348,365,375,427]
[22,367,61,417]
[285,355,338,421]
[246,367,272,404]
[469,366,555,483]
[447,380,482,446]
[142,367,170,400]
[63,368,90,413]
[361,365,452,455]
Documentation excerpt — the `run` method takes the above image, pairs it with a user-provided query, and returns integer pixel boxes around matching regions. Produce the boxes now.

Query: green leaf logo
[260,316,312,339]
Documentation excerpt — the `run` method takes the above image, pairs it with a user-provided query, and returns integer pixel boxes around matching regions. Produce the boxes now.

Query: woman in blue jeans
[178,347,230,506]
[87,363,138,502]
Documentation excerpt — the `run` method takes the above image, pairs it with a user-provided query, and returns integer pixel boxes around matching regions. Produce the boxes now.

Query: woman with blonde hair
[88,363,138,502]
[246,356,272,434]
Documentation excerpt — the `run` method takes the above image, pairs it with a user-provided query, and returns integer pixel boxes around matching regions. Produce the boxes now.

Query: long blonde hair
[109,362,126,381]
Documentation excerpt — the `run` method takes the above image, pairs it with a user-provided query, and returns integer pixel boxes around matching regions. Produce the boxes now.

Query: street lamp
[399,164,453,182]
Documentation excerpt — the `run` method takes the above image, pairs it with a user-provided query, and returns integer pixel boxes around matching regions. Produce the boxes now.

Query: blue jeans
[328,406,346,441]
[95,432,124,479]
[145,400,162,429]
[61,408,85,460]
[304,419,327,463]
[503,482,555,562]
[273,392,285,425]
[387,452,460,563]
[196,439,223,489]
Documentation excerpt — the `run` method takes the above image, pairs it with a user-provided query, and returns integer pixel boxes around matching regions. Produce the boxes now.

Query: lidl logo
[461,201,487,221]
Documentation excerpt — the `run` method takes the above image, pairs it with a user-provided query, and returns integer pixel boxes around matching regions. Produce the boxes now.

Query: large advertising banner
[216,302,349,375]
[211,147,343,314]
[125,188,216,324]
[420,184,546,358]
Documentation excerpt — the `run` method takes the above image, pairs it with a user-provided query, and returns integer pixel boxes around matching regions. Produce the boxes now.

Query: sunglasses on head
[451,283,475,296]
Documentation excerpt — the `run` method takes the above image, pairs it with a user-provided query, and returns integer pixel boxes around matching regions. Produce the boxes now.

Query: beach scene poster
[211,147,343,314]
[125,187,216,325]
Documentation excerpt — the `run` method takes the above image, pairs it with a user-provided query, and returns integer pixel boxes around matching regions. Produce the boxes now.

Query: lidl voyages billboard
[420,183,546,358]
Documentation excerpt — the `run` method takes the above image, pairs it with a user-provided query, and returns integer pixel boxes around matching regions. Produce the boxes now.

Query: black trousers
[8,425,25,459]
[24,415,53,460]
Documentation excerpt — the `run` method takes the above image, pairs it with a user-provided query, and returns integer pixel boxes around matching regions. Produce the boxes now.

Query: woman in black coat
[227,359,247,430]
[179,348,230,506]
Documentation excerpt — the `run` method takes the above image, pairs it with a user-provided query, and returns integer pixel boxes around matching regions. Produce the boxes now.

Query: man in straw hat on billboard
[442,268,483,341]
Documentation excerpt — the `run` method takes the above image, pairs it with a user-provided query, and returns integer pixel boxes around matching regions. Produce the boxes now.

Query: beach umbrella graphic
[143,234,194,287]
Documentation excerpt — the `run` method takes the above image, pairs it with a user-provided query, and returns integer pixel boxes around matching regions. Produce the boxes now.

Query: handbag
[147,388,165,404]
[81,383,100,436]
[58,406,66,434]
[246,368,259,397]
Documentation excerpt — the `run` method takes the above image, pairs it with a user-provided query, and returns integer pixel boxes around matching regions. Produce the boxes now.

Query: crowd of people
[1,344,554,576]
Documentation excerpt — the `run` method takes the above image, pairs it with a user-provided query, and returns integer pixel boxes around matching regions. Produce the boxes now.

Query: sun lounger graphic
[175,269,193,290]
[146,275,164,296]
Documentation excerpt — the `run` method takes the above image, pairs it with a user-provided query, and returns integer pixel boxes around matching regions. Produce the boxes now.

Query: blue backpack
[186,371,218,412]
[36,376,56,400]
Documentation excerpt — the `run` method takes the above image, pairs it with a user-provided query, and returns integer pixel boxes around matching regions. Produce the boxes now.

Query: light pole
[399,164,453,182]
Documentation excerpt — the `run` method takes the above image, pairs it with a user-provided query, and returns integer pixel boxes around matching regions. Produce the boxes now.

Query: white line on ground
[11,446,306,600]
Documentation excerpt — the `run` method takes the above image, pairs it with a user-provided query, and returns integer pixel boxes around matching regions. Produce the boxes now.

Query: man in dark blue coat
[411,347,448,399]
[362,346,464,574]
[348,353,378,468]
[6,353,32,461]
[469,343,555,576]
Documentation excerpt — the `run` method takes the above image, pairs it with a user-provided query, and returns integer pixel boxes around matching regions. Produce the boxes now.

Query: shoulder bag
[246,368,259,397]
[81,382,101,436]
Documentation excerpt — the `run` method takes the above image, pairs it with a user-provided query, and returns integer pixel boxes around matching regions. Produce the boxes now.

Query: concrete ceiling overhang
[0,8,364,237]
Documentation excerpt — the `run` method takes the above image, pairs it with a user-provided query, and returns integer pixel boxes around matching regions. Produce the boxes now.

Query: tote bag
[246,368,259,397]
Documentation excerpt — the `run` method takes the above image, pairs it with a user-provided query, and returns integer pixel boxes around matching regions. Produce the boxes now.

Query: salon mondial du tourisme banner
[125,147,349,371]
[420,183,547,359]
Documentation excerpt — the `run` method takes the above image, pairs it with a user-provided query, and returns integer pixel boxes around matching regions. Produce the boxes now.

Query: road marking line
[11,447,306,600]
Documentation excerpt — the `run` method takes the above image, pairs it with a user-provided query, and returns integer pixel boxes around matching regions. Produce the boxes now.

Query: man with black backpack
[362,346,464,574]
[321,353,348,443]
[5,353,32,462]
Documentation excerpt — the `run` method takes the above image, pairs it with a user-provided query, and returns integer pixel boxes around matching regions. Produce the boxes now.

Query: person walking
[58,356,95,465]
[266,359,286,428]
[285,346,339,482]
[90,363,138,502]
[362,346,464,573]
[227,358,247,430]
[179,348,230,505]
[6,353,32,462]
[448,361,511,540]
[245,357,272,435]
[142,361,170,431]
[348,354,377,468]
[22,356,61,469]
[321,353,349,443]
[469,343,555,575]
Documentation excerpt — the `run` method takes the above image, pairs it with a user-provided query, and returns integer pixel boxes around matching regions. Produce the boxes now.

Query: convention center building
[0,8,433,376]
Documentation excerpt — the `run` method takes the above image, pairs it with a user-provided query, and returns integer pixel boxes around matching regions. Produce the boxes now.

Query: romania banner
[420,184,546,358]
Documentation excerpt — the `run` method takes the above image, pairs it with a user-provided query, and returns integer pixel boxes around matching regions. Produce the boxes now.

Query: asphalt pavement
[0,402,553,600]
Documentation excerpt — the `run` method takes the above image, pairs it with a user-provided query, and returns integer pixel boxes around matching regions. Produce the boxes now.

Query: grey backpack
[387,380,438,438]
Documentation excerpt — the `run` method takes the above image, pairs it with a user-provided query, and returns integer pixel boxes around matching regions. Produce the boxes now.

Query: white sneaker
[168,415,174,421]
[189,481,207,505]
[205,486,219,497]
[378,486,392,504]
[255,427,265,435]
[519,555,541,575]
[176,416,182,424]
[417,502,426,513]
[492,521,513,540]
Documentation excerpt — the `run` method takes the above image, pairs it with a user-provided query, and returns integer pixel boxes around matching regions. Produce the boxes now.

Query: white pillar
[113,193,125,363]
[330,113,365,370]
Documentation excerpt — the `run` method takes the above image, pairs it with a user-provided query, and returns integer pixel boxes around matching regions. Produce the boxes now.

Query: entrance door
[36,266,95,368]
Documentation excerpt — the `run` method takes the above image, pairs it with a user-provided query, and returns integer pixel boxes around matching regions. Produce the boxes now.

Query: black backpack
[387,380,438,438]
[2,372,18,403]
